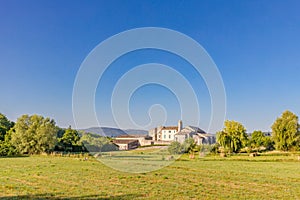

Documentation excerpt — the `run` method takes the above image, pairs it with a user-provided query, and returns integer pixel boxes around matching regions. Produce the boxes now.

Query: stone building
[149,120,183,142]
[112,139,139,150]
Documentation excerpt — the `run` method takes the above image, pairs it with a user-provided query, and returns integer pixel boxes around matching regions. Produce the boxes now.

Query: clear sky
[0,0,300,133]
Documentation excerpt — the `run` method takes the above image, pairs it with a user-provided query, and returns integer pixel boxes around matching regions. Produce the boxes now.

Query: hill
[80,127,148,137]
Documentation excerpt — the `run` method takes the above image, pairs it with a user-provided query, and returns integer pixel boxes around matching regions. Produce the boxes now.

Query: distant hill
[80,127,148,137]
[123,129,148,135]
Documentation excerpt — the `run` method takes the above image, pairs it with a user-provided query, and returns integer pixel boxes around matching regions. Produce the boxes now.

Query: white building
[149,120,183,141]
[161,126,178,141]
[149,121,216,145]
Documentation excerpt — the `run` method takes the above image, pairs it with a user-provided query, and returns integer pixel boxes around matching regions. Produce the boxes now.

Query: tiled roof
[112,139,138,144]
[115,135,150,139]
[196,133,215,137]
[116,135,138,138]
[161,126,178,130]
[185,126,206,133]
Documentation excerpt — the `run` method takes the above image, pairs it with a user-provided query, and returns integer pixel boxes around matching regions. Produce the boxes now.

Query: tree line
[216,110,300,153]
[0,113,117,156]
[1,110,300,157]
[167,110,300,156]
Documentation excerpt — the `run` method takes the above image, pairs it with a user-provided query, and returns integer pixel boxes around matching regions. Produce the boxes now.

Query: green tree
[216,131,231,152]
[0,113,13,141]
[57,127,82,152]
[80,133,117,152]
[271,110,300,151]
[263,136,275,151]
[250,130,274,151]
[56,127,65,138]
[217,120,248,153]
[182,138,196,153]
[250,130,265,149]
[168,141,182,154]
[0,126,18,156]
[59,127,80,146]
[0,141,17,156]
[11,114,57,154]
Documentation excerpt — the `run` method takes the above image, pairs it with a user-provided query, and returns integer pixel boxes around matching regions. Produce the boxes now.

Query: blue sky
[0,0,300,133]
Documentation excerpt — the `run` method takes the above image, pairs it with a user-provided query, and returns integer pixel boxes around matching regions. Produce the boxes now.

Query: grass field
[0,152,300,199]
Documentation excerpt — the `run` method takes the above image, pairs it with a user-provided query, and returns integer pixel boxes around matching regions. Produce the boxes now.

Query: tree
[217,120,248,153]
[168,141,182,154]
[249,130,274,151]
[80,133,118,152]
[250,130,265,149]
[216,131,231,152]
[57,127,83,152]
[11,114,57,154]
[182,138,196,153]
[59,127,80,146]
[0,113,17,156]
[263,136,275,151]
[56,127,65,138]
[0,127,18,156]
[0,141,17,156]
[271,110,300,151]
[0,113,13,141]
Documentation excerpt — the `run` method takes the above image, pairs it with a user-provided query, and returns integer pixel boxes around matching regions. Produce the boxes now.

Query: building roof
[161,126,178,130]
[175,126,208,136]
[175,130,196,135]
[112,139,138,144]
[116,135,139,138]
[185,126,206,133]
[195,133,215,138]
[115,134,150,139]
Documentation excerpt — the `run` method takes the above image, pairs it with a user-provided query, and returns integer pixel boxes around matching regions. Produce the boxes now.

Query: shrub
[168,141,182,154]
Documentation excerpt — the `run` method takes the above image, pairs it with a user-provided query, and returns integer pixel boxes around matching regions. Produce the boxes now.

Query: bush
[168,141,182,154]
[0,141,18,156]
[181,138,196,153]
[210,143,220,154]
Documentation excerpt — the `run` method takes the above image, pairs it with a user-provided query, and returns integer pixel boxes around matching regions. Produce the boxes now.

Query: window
[164,135,166,139]
[169,135,171,139]
[169,130,171,133]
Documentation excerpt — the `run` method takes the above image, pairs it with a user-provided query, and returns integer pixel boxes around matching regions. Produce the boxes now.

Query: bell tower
[178,120,183,132]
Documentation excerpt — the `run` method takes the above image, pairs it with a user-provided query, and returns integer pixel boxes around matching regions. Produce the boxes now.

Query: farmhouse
[113,134,153,150]
[112,139,139,150]
[149,120,216,145]
[114,120,216,150]
[149,120,183,141]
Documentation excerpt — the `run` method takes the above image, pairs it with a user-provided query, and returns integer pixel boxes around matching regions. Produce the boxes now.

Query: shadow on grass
[102,155,153,159]
[0,155,29,159]
[0,193,142,200]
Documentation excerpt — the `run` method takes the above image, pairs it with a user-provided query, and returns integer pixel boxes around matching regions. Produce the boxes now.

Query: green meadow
[1,153,300,199]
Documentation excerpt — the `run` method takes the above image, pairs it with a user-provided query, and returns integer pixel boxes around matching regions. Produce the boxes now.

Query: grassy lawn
[95,147,180,173]
[0,153,299,199]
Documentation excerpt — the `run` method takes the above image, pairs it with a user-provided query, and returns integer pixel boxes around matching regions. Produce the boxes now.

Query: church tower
[178,120,183,132]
